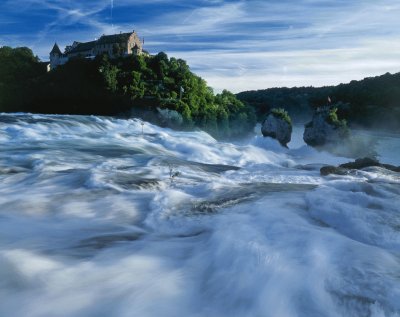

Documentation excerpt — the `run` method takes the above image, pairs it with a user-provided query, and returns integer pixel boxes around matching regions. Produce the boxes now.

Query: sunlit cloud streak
[1,0,400,92]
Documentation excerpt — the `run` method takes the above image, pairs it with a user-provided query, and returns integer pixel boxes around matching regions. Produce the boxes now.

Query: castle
[50,30,145,70]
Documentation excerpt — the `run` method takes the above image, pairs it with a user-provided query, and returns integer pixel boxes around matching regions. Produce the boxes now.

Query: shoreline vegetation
[237,72,400,132]
[1,46,400,137]
[0,46,255,139]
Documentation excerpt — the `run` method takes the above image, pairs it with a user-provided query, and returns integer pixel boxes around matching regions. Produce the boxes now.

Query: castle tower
[49,43,62,70]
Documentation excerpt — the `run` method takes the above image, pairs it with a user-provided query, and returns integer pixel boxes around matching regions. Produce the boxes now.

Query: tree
[0,46,44,111]
[0,46,257,138]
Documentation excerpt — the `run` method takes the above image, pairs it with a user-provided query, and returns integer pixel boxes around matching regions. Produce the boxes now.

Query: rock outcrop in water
[304,106,349,147]
[237,72,400,134]
[320,157,400,176]
[261,108,292,147]
[157,108,183,128]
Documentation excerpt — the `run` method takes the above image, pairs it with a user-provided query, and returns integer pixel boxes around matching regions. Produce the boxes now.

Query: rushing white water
[0,113,399,317]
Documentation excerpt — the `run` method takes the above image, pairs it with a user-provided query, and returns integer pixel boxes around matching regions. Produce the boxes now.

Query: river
[0,113,399,317]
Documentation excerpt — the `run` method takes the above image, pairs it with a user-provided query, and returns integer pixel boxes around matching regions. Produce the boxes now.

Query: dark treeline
[0,46,255,138]
[237,72,400,131]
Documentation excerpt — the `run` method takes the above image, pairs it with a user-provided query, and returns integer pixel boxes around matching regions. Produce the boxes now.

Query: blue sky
[1,0,400,92]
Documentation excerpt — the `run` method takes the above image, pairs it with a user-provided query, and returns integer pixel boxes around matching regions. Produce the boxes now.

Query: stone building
[49,43,68,70]
[49,30,145,70]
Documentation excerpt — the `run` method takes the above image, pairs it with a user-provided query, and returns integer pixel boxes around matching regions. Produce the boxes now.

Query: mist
[0,113,399,316]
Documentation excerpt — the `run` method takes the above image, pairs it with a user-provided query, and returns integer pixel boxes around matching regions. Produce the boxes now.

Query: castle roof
[50,43,62,55]
[68,41,96,54]
[51,30,142,59]
[97,32,133,45]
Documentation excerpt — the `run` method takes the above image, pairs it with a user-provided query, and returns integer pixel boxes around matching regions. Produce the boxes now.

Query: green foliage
[326,107,348,134]
[100,62,119,93]
[326,107,347,128]
[0,46,45,111]
[237,72,400,131]
[327,107,338,124]
[270,108,292,125]
[0,48,255,138]
[237,87,315,123]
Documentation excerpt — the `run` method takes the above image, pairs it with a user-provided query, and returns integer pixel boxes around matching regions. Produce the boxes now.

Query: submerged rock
[157,107,183,128]
[304,106,349,147]
[320,165,348,176]
[320,157,400,176]
[261,108,292,147]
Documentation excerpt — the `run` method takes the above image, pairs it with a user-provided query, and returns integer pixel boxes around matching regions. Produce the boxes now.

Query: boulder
[320,157,400,176]
[261,108,292,147]
[303,106,349,147]
[320,166,349,176]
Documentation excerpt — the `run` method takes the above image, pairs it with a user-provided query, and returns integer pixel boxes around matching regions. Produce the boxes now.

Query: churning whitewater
[0,113,400,317]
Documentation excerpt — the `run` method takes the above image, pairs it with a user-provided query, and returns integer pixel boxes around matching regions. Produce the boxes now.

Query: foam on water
[1,113,400,317]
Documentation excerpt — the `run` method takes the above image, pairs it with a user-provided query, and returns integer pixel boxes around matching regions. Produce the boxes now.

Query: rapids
[0,113,399,317]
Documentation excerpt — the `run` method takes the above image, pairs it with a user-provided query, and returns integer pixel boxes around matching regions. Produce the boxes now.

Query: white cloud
[2,0,400,92]
[139,0,400,91]
[169,38,400,92]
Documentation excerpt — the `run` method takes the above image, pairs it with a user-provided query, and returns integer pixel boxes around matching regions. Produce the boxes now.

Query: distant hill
[237,72,400,131]
[0,46,255,138]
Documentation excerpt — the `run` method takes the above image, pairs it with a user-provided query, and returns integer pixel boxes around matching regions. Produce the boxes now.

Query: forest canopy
[0,46,255,138]
[237,72,400,131]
